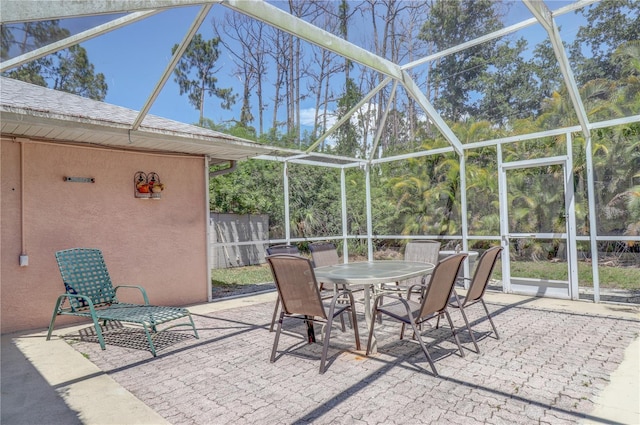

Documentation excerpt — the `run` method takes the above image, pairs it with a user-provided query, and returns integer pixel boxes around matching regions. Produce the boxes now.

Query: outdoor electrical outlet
[19,255,28,267]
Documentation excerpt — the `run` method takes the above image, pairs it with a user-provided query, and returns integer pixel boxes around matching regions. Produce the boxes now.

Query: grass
[211,264,273,286]
[212,260,640,291]
[492,260,640,290]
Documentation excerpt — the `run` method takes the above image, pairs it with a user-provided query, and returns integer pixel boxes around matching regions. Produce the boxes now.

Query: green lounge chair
[47,248,199,356]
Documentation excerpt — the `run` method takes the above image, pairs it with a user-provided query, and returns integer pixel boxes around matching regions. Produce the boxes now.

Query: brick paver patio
[63,296,639,425]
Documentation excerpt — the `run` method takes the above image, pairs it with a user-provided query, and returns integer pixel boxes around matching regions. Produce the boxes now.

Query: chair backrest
[266,244,300,256]
[465,246,503,304]
[309,242,339,268]
[266,254,326,319]
[403,240,441,286]
[55,248,117,311]
[419,253,467,319]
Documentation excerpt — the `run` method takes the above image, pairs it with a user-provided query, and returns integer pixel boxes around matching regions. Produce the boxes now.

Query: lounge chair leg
[46,297,64,341]
[187,314,200,339]
[142,324,157,357]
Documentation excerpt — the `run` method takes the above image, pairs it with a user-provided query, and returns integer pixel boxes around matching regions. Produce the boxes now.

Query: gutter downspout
[209,160,237,178]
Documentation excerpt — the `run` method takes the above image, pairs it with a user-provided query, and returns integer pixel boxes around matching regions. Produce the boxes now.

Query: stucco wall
[1,138,209,333]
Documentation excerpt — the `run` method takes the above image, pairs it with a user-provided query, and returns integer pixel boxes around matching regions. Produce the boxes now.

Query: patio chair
[366,253,468,376]
[267,254,361,374]
[379,240,441,297]
[267,244,301,332]
[442,246,503,351]
[309,241,340,291]
[46,248,199,356]
[309,241,355,329]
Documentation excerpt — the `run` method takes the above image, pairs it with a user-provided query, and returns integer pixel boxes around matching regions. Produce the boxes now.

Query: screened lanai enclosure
[2,0,639,304]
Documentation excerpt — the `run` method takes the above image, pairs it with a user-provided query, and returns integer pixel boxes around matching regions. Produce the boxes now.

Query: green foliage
[172,34,237,123]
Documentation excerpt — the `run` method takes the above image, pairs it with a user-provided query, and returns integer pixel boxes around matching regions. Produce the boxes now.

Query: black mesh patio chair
[267,254,361,374]
[366,253,468,376]
[46,248,199,356]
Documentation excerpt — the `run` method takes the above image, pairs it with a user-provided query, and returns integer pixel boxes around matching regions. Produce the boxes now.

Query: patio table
[314,260,435,353]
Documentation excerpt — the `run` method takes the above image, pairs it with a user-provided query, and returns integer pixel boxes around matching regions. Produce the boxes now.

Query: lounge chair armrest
[114,285,150,305]
[55,293,97,312]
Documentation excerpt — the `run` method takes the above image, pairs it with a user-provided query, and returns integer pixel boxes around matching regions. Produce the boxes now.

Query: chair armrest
[114,285,150,305]
[56,293,97,313]
[406,281,429,300]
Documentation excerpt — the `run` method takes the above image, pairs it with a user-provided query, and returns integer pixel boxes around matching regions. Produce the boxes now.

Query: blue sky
[43,2,585,133]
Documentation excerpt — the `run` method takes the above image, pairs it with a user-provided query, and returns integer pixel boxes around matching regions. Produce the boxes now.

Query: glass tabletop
[314,260,435,286]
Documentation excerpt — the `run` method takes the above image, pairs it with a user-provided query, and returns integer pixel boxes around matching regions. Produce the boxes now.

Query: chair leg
[481,299,500,339]
[142,324,157,357]
[319,314,335,374]
[410,318,438,376]
[46,297,64,342]
[270,312,285,363]
[443,311,465,358]
[457,306,480,353]
[269,296,281,332]
[187,313,200,339]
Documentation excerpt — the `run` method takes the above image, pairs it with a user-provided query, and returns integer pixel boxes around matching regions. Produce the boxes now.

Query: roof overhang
[0,77,279,163]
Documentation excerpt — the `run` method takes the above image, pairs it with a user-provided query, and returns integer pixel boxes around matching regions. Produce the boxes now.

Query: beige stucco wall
[1,138,209,333]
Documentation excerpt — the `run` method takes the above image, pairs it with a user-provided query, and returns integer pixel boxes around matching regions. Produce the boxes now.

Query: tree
[172,34,237,123]
[570,0,640,85]
[214,14,267,131]
[334,78,364,157]
[418,0,503,121]
[476,39,541,125]
[2,21,107,100]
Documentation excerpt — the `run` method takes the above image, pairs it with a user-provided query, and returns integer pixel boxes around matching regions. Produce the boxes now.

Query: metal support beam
[524,0,591,140]
[306,77,391,154]
[221,0,402,80]
[401,70,464,155]
[368,80,398,161]
[132,4,212,130]
[1,11,159,72]
[0,0,221,24]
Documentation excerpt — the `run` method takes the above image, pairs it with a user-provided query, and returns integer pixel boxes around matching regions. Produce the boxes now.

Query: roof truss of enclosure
[4,0,634,166]
[2,1,640,304]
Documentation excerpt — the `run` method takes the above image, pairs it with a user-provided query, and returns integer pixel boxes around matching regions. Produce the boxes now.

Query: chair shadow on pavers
[47,248,199,356]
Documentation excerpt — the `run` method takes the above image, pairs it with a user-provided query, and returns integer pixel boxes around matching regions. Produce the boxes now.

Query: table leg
[363,285,377,354]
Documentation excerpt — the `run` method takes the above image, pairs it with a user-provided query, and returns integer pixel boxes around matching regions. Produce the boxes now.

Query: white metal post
[365,164,374,260]
[565,133,579,299]
[341,167,349,263]
[459,152,470,286]
[497,144,511,293]
[585,135,601,302]
[283,161,291,243]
